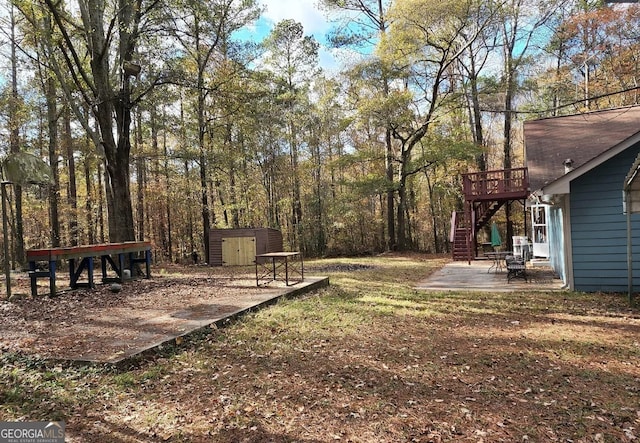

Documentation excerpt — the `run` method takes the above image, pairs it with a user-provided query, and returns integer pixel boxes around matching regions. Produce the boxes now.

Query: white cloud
[256,0,367,75]
[259,0,330,37]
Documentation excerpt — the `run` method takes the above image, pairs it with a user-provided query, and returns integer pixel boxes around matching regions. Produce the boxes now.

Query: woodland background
[0,0,639,266]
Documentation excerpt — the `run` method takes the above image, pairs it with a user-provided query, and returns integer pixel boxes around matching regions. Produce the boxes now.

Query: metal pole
[627,189,633,305]
[2,182,11,299]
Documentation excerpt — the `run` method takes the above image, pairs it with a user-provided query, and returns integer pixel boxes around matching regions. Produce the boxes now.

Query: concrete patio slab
[4,276,329,366]
[416,260,565,292]
[90,277,329,365]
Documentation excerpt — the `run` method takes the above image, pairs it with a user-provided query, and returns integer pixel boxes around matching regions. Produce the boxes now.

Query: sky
[259,0,331,36]
[250,0,347,73]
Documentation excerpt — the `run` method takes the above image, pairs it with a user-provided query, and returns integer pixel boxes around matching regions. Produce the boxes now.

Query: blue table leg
[87,256,94,288]
[28,260,37,297]
[69,258,76,287]
[118,253,125,282]
[49,259,57,297]
[101,255,108,281]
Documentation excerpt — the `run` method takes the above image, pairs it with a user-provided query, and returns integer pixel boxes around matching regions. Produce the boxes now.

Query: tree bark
[41,0,142,243]
[9,5,25,265]
[135,110,145,242]
[83,151,95,245]
[45,75,61,248]
[468,53,486,171]
[63,108,78,246]
[97,162,106,243]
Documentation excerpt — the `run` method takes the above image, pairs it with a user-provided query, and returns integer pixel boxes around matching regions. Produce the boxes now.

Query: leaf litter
[0,256,639,442]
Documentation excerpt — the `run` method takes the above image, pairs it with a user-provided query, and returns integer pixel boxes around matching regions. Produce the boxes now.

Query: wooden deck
[463,167,529,201]
[453,168,530,261]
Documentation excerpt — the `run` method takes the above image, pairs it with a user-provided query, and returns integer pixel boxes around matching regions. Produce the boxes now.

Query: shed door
[222,237,256,266]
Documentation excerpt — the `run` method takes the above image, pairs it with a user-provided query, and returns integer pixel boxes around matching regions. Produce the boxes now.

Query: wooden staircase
[475,200,504,228]
[451,212,472,261]
[451,168,529,261]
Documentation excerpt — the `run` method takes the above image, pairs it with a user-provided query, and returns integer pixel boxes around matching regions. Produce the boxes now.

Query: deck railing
[463,167,529,200]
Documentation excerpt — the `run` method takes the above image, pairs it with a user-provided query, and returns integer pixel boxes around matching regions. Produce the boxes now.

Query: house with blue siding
[524,106,640,292]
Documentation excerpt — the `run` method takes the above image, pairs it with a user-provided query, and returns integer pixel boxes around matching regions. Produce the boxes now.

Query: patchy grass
[1,254,639,442]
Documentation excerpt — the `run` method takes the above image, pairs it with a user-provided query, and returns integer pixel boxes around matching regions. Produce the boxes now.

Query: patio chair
[506,254,528,282]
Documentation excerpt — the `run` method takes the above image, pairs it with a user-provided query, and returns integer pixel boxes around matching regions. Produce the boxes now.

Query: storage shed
[209,228,283,266]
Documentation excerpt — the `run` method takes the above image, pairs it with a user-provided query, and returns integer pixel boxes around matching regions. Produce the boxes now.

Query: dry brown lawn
[1,254,639,442]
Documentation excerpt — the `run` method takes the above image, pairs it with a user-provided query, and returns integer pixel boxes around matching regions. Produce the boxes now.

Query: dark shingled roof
[524,106,640,192]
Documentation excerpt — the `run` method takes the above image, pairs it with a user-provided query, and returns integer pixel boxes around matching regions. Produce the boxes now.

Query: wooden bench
[26,241,152,297]
[506,255,528,282]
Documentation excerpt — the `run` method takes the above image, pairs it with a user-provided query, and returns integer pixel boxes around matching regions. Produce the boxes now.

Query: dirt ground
[0,265,284,361]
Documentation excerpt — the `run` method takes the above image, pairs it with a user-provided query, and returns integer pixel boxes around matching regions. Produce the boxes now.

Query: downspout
[624,187,633,305]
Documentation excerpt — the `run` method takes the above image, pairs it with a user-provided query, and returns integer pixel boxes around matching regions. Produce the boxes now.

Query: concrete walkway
[416,260,566,292]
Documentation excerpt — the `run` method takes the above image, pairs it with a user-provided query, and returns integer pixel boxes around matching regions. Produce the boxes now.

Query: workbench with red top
[26,241,152,297]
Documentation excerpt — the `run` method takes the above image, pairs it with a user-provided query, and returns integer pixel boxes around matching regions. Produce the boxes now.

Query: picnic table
[26,241,152,297]
[255,252,304,286]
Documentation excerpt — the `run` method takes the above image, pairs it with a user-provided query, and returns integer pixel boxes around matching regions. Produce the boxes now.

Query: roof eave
[539,131,640,197]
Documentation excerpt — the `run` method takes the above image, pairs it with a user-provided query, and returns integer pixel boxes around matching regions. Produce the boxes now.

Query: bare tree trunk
[63,108,78,246]
[9,5,24,265]
[155,105,168,259]
[84,151,95,245]
[502,32,516,250]
[199,150,211,262]
[45,75,61,248]
[197,120,211,260]
[424,170,440,253]
[163,127,172,262]
[468,53,486,171]
[385,125,395,250]
[42,0,139,243]
[289,121,303,250]
[377,0,395,251]
[396,180,408,250]
[503,67,514,171]
[135,109,145,241]
[184,161,193,258]
[97,162,106,244]
[230,167,240,228]
[227,122,240,228]
[104,89,136,243]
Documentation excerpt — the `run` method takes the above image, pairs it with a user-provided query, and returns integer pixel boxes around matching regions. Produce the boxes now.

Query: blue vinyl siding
[548,206,566,284]
[570,144,640,292]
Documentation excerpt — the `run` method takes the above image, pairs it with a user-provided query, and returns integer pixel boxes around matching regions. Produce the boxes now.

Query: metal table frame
[255,252,304,286]
[485,251,510,273]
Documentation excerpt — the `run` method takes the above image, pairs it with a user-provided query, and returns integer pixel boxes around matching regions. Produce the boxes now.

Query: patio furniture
[27,241,152,297]
[506,254,528,282]
[486,251,510,273]
[255,252,304,286]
